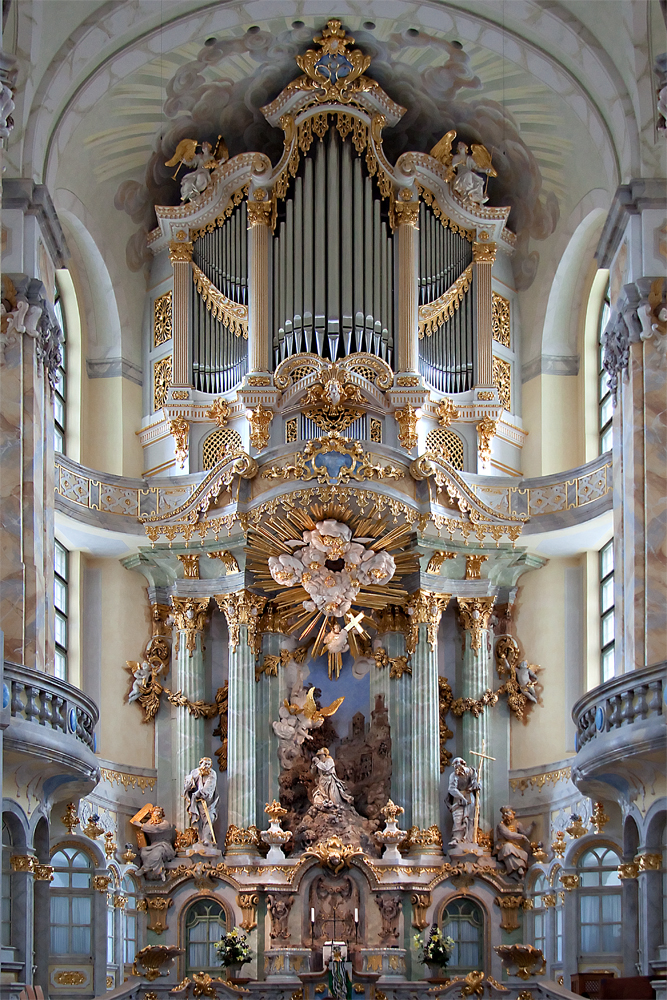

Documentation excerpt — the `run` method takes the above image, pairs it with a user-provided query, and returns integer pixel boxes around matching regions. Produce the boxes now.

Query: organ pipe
[272,124,394,364]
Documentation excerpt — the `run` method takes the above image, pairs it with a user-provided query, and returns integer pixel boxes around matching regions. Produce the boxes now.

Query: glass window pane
[72,896,91,922]
[601,577,614,612]
[50,896,69,924]
[602,648,615,682]
[71,925,91,955]
[51,925,69,954]
[581,923,599,954]
[600,395,613,429]
[600,426,612,453]
[50,869,69,888]
[54,394,65,425]
[602,922,622,953]
[599,372,608,401]
[71,872,91,889]
[580,895,600,922]
[601,611,614,647]
[55,543,68,580]
[601,868,621,886]
[55,613,67,648]
[580,871,601,887]
[55,650,67,680]
[600,542,614,577]
[54,578,67,613]
[54,428,64,454]
[601,895,621,921]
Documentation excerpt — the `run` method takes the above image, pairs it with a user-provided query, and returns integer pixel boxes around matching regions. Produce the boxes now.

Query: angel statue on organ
[165,137,229,203]
[450,142,497,206]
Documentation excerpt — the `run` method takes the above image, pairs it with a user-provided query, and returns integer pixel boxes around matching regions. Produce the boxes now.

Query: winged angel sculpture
[273,685,344,769]
[165,137,229,203]
[430,130,497,206]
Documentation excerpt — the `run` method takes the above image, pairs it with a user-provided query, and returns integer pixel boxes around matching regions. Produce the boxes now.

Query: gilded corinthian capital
[168,240,194,263]
[406,590,451,653]
[214,590,267,654]
[456,597,496,653]
[170,597,210,656]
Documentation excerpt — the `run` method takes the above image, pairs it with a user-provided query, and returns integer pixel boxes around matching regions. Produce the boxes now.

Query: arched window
[50,847,94,957]
[597,279,612,454]
[577,846,622,957]
[530,873,550,956]
[185,899,227,976]
[2,822,12,947]
[53,291,67,454]
[121,874,138,967]
[441,898,483,974]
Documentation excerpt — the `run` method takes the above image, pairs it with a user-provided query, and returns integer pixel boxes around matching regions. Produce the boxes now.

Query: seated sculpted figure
[494,805,534,878]
[132,806,176,881]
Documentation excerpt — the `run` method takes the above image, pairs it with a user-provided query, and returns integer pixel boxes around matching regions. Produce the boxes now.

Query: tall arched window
[185,899,226,976]
[122,874,138,968]
[441,898,483,974]
[2,822,13,948]
[50,847,94,957]
[530,872,550,956]
[597,279,612,454]
[577,846,622,957]
[53,291,67,454]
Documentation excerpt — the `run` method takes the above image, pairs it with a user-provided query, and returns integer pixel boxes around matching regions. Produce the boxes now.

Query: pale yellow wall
[80,373,143,477]
[85,556,154,768]
[521,374,584,477]
[511,556,580,769]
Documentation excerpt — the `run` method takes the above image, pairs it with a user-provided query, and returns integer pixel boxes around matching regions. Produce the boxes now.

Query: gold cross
[470,739,495,846]
[344,611,365,634]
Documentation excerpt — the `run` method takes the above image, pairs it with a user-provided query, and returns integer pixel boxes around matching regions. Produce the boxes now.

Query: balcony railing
[573,662,666,751]
[4,661,98,750]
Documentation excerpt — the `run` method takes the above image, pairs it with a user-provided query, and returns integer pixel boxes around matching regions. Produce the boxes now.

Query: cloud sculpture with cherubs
[268,519,396,617]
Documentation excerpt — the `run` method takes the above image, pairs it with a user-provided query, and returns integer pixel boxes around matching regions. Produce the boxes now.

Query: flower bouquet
[414,925,455,977]
[214,927,252,975]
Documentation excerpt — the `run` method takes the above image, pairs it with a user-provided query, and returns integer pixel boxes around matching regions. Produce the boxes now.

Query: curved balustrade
[4,661,98,750]
[55,451,612,536]
[573,662,665,751]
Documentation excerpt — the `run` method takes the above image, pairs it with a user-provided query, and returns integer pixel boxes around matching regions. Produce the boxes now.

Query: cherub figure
[128,660,152,703]
[165,138,228,203]
[451,142,497,206]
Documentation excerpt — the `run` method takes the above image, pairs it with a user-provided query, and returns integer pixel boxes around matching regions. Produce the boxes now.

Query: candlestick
[354,908,359,924]
[311,908,315,924]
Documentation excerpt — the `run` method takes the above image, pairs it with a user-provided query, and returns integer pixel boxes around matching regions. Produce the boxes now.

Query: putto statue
[311,747,355,809]
[494,806,534,878]
[165,137,229,203]
[131,805,176,881]
[183,757,219,852]
[446,756,479,845]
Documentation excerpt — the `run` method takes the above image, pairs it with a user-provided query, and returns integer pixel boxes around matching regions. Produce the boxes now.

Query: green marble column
[407,592,449,843]
[373,630,411,825]
[458,598,496,837]
[255,631,285,821]
[170,598,209,830]
[228,624,256,829]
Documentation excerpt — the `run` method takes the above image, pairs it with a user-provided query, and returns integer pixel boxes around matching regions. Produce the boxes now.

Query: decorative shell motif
[268,519,396,617]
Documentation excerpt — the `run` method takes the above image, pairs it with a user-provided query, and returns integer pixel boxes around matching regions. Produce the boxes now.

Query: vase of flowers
[414,926,455,979]
[214,927,252,980]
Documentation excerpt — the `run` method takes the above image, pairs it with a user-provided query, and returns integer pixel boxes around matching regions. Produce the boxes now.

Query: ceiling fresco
[58,11,609,290]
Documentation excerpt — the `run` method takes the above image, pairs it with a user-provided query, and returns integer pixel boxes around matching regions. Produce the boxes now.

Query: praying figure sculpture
[311,747,355,809]
[446,756,479,845]
[183,757,219,850]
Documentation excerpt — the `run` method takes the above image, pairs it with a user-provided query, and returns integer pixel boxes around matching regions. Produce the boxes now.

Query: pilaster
[170,596,209,829]
[247,195,272,374]
[396,201,419,374]
[473,241,496,388]
[168,240,193,387]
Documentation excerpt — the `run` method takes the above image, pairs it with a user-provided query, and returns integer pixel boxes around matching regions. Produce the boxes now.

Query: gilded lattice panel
[153,356,172,411]
[492,292,510,347]
[202,428,243,470]
[493,356,512,412]
[153,291,173,347]
[285,418,298,444]
[370,418,382,444]
[425,428,464,470]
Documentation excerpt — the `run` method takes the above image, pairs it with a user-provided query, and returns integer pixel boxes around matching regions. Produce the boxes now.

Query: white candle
[311,908,315,923]
[354,908,359,923]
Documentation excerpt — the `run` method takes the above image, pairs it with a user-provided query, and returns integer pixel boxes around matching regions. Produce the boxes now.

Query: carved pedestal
[264,949,311,982]
[357,948,408,981]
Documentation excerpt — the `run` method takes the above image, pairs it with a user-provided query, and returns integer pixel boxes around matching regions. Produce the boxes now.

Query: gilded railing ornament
[303,835,363,874]
[406,590,451,652]
[171,972,227,998]
[214,590,267,655]
[476,415,497,465]
[290,20,372,106]
[394,403,419,451]
[169,416,189,469]
[246,402,273,451]
[262,432,404,485]
[457,597,496,654]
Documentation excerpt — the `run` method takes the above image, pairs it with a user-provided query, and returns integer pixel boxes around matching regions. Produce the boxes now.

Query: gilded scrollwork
[191,262,248,338]
[405,590,451,652]
[214,590,267,654]
[262,432,404,485]
[457,597,496,653]
[171,597,209,656]
[418,265,473,338]
[246,403,273,451]
[169,416,189,469]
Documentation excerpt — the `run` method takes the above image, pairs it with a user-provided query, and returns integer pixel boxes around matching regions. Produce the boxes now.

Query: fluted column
[168,240,193,387]
[374,609,412,824]
[457,597,496,836]
[473,241,496,388]
[255,609,289,819]
[407,592,450,846]
[215,591,267,844]
[170,597,209,830]
[396,198,420,374]
[247,195,272,374]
